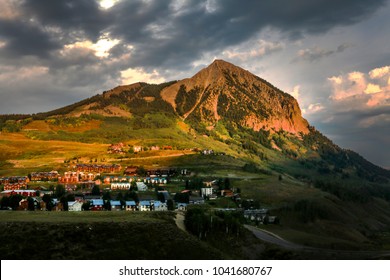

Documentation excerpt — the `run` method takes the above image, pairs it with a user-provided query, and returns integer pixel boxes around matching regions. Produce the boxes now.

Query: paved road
[245,224,390,259]
[244,225,308,250]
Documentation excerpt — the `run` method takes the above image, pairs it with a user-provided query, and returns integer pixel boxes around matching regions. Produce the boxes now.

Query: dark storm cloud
[105,0,387,69]
[314,107,390,168]
[1,0,387,68]
[20,0,108,41]
[0,19,61,58]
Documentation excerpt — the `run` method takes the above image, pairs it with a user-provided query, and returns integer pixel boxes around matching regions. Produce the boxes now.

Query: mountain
[1,59,390,186]
[3,59,390,253]
[161,59,309,134]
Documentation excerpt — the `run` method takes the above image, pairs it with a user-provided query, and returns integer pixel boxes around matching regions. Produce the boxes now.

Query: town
[0,151,278,225]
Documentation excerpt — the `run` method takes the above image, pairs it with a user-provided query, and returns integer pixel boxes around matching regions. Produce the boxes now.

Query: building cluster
[0,176,29,190]
[30,171,59,181]
[0,188,190,212]
[107,143,125,154]
[75,164,121,173]
[243,209,279,225]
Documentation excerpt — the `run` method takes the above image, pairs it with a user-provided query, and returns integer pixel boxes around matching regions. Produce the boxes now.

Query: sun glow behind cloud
[63,36,120,58]
[121,68,165,85]
[98,0,120,9]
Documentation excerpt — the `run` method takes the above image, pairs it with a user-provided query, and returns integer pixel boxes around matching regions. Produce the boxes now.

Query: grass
[0,133,107,176]
[0,211,271,260]
[0,211,228,260]
[2,118,390,258]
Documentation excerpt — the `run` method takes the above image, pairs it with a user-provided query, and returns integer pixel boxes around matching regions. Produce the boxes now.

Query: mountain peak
[201,59,248,75]
[161,60,309,134]
[209,59,236,69]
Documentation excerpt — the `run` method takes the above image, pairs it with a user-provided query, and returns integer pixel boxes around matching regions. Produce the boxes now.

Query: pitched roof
[125,201,136,206]
[90,199,104,206]
[110,200,122,206]
[139,200,150,206]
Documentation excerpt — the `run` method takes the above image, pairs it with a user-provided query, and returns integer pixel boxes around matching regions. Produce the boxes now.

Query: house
[203,180,217,187]
[58,171,79,184]
[180,169,189,175]
[40,201,47,211]
[176,203,187,211]
[68,201,83,211]
[133,146,143,153]
[3,183,28,190]
[202,149,214,155]
[0,176,29,185]
[108,143,125,154]
[265,216,279,224]
[124,166,138,176]
[136,182,148,191]
[1,190,36,197]
[90,199,104,211]
[150,146,160,151]
[30,171,59,181]
[75,164,121,173]
[244,209,270,222]
[201,187,213,197]
[110,200,122,211]
[18,199,29,210]
[157,190,170,201]
[53,202,64,211]
[189,196,205,205]
[221,189,234,197]
[139,200,151,211]
[111,182,131,190]
[163,146,173,150]
[153,201,167,211]
[125,200,137,211]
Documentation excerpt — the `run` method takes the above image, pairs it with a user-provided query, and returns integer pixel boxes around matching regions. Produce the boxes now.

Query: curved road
[244,225,308,250]
[244,224,390,259]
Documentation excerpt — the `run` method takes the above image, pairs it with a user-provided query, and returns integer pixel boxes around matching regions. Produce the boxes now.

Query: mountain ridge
[1,59,389,180]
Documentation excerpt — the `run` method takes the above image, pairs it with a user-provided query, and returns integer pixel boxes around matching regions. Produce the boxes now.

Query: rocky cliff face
[58,59,308,135]
[161,59,309,134]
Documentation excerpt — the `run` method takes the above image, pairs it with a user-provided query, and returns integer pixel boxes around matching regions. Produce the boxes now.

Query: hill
[1,59,390,255]
[1,59,388,182]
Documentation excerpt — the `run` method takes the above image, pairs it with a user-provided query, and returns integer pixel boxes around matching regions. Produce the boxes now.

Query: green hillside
[1,60,390,257]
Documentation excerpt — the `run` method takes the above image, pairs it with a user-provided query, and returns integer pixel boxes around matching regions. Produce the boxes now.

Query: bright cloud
[121,68,165,85]
[369,66,390,79]
[328,66,390,108]
[290,85,300,100]
[62,36,120,58]
[364,83,381,94]
[98,0,120,9]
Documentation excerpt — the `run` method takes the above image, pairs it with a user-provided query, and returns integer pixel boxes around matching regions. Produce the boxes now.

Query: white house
[136,182,148,191]
[176,203,187,211]
[139,200,151,211]
[125,200,137,211]
[201,187,213,197]
[68,201,83,211]
[110,200,122,211]
[153,201,167,211]
[133,145,143,153]
[111,182,131,190]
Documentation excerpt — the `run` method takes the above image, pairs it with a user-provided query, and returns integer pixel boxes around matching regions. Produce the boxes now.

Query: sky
[0,0,389,168]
